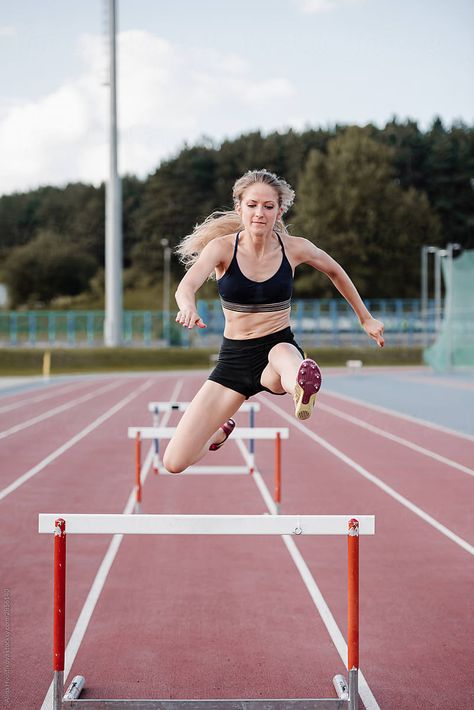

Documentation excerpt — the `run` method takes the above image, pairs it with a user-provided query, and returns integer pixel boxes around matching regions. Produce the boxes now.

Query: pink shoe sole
[209,418,236,451]
[294,359,322,420]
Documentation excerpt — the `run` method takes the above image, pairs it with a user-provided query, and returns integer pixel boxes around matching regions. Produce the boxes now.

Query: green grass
[0,346,423,376]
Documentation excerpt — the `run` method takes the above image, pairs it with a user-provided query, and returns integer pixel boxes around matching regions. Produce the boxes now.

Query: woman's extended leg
[162,380,246,473]
[260,343,321,420]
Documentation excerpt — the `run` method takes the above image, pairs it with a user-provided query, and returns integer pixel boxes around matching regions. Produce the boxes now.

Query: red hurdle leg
[348,517,359,709]
[53,518,66,710]
[135,432,142,513]
[274,432,281,514]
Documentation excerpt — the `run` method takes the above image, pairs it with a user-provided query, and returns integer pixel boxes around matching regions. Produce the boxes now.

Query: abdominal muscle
[222,307,292,340]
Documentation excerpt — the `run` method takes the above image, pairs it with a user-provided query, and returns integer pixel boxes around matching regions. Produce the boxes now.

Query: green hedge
[0,346,423,376]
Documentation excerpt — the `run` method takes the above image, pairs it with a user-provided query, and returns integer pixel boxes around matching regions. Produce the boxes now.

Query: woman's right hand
[175,308,207,329]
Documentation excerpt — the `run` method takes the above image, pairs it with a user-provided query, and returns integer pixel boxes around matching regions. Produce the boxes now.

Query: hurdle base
[58,674,358,709]
[60,699,348,709]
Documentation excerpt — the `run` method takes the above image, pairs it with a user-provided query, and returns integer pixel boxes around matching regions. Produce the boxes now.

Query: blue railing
[0,299,440,348]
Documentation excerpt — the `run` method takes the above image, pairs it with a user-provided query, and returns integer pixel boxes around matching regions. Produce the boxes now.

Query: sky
[0,0,473,197]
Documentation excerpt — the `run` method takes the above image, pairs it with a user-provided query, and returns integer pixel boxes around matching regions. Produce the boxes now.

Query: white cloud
[294,0,364,13]
[0,25,16,38]
[296,0,336,12]
[0,30,294,195]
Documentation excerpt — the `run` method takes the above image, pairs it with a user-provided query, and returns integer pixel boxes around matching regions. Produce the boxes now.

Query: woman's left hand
[362,317,385,347]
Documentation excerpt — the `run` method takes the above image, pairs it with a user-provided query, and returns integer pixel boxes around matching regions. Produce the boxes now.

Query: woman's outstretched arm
[296,238,385,347]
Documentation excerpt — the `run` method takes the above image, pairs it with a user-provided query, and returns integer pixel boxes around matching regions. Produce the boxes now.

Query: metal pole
[161,239,171,346]
[446,243,454,370]
[104,0,123,346]
[421,246,428,346]
[422,246,438,344]
[435,249,447,334]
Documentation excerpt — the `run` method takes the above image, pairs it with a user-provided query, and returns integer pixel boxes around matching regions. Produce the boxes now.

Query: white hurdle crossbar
[39,513,374,709]
[148,402,261,475]
[39,513,374,535]
[148,402,261,414]
[129,427,288,441]
[128,426,289,513]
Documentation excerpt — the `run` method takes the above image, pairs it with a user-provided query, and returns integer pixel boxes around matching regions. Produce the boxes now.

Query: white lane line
[236,439,380,709]
[0,380,153,503]
[318,402,474,478]
[282,535,380,710]
[0,378,96,415]
[39,446,153,710]
[261,397,474,556]
[0,379,125,440]
[323,389,474,443]
[235,439,278,514]
[39,380,183,710]
[392,373,474,391]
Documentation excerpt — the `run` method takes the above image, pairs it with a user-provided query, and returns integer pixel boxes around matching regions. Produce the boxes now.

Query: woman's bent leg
[162,380,246,473]
[261,343,322,420]
[260,342,303,394]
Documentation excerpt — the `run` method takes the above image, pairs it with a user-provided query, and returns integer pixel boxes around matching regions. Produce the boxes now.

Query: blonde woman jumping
[163,169,384,474]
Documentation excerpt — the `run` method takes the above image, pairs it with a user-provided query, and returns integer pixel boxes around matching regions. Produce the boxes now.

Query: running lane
[0,376,111,432]
[257,385,473,710]
[42,375,377,707]
[6,369,472,709]
[319,390,474,470]
[0,375,178,710]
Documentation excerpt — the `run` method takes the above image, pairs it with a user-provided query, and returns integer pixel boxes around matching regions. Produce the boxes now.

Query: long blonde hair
[176,169,295,269]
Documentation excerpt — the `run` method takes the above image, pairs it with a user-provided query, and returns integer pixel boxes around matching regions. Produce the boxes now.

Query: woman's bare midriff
[222,307,292,340]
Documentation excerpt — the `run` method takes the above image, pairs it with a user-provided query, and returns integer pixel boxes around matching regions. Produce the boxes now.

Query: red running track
[0,371,472,710]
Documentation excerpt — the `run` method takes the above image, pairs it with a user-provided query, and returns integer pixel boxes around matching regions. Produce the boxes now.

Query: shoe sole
[294,360,322,421]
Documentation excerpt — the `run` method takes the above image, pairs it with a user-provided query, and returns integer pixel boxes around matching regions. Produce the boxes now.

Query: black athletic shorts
[208,326,305,399]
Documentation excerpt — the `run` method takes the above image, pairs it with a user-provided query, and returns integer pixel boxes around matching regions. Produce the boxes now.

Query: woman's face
[237,183,283,237]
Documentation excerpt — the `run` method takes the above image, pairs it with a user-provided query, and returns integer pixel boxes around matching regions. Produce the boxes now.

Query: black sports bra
[217,232,293,313]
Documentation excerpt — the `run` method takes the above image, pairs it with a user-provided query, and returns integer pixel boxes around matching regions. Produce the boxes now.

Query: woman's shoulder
[206,232,237,255]
[216,232,238,244]
[200,233,237,269]
[281,233,317,253]
[280,233,321,266]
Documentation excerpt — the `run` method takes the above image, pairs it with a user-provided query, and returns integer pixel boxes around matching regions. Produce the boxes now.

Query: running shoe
[209,418,236,451]
[294,359,322,420]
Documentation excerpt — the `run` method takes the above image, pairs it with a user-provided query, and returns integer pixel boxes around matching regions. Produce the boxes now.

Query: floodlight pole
[445,243,462,370]
[161,239,172,346]
[434,249,447,334]
[421,246,438,345]
[104,0,123,347]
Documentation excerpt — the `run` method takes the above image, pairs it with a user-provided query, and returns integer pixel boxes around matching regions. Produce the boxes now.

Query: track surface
[0,369,472,710]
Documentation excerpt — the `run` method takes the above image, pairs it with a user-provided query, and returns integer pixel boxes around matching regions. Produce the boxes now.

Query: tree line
[0,118,473,307]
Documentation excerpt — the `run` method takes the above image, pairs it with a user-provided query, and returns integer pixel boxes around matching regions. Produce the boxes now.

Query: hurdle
[148,402,261,474]
[39,513,375,709]
[128,426,289,514]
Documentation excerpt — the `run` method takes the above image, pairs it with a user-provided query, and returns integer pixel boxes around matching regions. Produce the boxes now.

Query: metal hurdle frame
[39,513,375,710]
[148,402,261,475]
[129,426,288,514]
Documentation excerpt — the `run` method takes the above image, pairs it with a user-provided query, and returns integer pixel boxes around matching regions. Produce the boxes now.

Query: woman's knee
[162,447,188,474]
[269,341,301,364]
